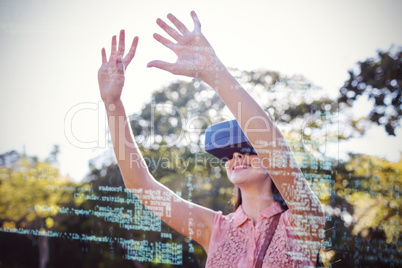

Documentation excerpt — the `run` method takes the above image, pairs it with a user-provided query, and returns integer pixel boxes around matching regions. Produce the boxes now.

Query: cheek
[224,162,231,172]
[225,167,232,178]
[249,156,262,168]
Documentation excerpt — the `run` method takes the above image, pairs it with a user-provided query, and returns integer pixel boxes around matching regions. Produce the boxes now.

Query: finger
[147,60,175,73]
[117,29,125,58]
[191,11,201,30]
[116,55,124,75]
[123,36,139,68]
[157,18,181,41]
[153,33,175,50]
[167,13,189,35]
[101,48,107,64]
[109,35,117,62]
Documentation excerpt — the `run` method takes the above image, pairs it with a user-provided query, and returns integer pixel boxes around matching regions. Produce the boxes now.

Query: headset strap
[255,211,283,268]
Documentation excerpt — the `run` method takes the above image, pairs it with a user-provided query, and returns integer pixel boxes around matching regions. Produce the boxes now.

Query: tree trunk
[38,236,49,268]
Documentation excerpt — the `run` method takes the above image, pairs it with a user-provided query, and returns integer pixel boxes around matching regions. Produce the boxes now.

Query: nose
[225,152,245,163]
[225,152,245,167]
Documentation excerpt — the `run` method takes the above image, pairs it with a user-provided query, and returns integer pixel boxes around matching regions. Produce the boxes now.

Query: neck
[238,180,274,224]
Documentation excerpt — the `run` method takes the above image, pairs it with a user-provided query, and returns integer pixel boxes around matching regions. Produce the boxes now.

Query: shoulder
[209,209,240,240]
[212,210,235,226]
[205,210,235,254]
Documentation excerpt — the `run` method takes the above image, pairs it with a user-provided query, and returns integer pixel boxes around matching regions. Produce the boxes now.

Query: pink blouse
[206,201,315,267]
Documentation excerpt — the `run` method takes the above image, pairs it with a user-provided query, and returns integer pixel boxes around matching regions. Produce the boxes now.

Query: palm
[148,11,220,80]
[98,30,138,104]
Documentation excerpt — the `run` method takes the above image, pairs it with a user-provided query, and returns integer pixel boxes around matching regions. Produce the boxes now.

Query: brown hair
[233,179,288,211]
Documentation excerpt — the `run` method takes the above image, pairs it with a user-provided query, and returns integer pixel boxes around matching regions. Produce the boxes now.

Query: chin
[228,175,249,186]
[228,172,270,187]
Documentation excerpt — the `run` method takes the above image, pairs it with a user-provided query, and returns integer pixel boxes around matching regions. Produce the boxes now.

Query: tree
[93,72,338,266]
[338,47,402,135]
[0,152,74,268]
[320,154,402,267]
[335,153,401,244]
[126,70,401,266]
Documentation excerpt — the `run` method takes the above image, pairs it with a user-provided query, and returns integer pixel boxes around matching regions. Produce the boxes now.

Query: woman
[98,11,324,267]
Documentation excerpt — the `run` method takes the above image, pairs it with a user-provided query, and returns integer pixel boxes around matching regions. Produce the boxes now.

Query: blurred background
[0,0,401,267]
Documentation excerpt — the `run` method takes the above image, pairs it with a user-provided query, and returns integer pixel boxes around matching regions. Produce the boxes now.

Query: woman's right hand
[147,11,223,84]
[98,30,139,104]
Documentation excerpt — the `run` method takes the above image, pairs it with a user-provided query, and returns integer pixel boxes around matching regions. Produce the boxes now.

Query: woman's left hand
[98,30,138,105]
[147,11,223,82]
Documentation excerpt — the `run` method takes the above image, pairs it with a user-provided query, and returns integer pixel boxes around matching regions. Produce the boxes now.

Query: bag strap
[255,211,283,268]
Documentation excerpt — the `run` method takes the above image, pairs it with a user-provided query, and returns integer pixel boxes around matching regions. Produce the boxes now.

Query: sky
[0,0,401,181]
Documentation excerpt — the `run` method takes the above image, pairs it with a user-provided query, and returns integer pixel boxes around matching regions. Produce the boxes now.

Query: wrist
[199,59,223,80]
[103,98,123,112]
[200,60,230,89]
[100,89,122,107]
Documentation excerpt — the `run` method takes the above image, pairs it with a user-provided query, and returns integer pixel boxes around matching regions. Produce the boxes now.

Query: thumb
[147,60,175,74]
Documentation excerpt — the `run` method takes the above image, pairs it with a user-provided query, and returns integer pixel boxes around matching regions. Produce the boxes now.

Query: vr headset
[204,119,257,161]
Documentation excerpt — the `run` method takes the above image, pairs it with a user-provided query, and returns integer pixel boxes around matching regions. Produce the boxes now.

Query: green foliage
[336,153,401,244]
[2,63,401,266]
[0,153,77,268]
[131,79,227,152]
[126,70,401,266]
[338,47,402,135]
[322,154,402,267]
[0,156,73,230]
[131,78,239,213]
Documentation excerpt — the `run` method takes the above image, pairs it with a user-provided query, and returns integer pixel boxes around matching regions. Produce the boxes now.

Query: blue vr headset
[204,119,257,160]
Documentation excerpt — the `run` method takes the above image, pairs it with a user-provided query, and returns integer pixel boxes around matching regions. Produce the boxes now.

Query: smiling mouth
[233,164,250,171]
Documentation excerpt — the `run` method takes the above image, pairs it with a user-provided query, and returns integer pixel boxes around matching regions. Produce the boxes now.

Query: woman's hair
[234,179,288,211]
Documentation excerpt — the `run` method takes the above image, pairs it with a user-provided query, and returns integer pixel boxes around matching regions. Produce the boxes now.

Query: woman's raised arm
[148,11,325,263]
[98,30,216,252]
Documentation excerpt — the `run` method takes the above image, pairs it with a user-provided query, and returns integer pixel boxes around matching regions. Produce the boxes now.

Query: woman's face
[225,152,270,187]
